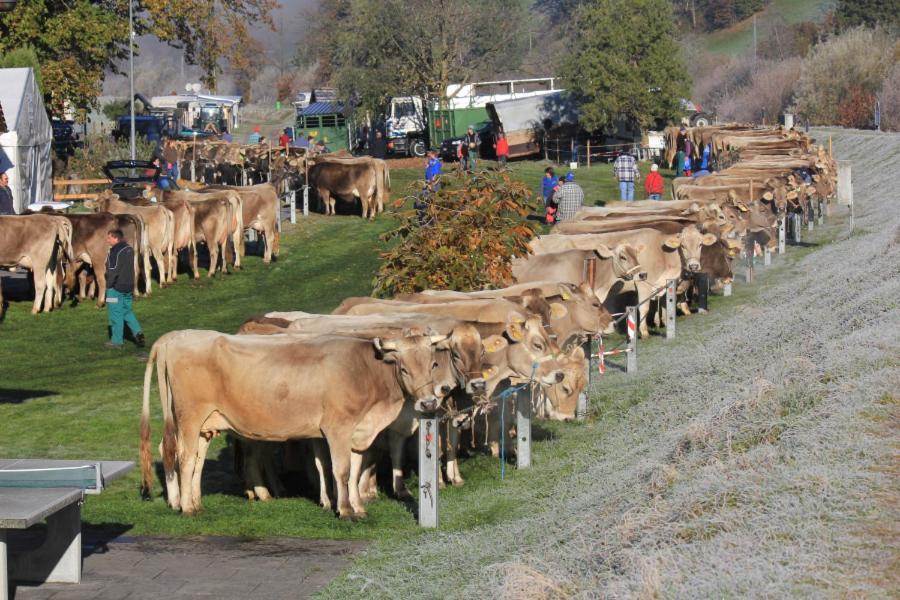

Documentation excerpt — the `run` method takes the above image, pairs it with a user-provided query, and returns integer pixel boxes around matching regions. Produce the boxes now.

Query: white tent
[0,68,53,213]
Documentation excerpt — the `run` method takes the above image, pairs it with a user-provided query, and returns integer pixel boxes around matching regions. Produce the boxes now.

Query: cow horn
[373,337,397,352]
[429,333,450,345]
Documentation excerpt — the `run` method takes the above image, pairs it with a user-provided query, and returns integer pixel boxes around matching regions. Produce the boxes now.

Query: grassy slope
[704,0,834,55]
[0,158,667,540]
[323,129,900,597]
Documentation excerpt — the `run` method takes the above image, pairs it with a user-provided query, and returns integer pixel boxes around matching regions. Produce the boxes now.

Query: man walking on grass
[553,172,584,222]
[613,150,640,201]
[105,229,144,349]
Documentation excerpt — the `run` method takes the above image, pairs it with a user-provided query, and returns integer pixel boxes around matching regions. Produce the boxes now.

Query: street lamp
[128,0,136,161]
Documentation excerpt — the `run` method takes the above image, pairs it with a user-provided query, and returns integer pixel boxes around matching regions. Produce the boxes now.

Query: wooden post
[586,139,591,168]
[418,416,439,528]
[778,216,786,254]
[556,139,560,165]
[665,279,676,340]
[516,386,532,469]
[626,306,637,374]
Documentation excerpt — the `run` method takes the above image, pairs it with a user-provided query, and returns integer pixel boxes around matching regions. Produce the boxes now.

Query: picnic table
[0,459,133,600]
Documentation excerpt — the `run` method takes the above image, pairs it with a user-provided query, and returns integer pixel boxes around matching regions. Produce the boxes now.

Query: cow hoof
[320,501,333,512]
[352,510,368,520]
[338,510,354,520]
[451,478,465,487]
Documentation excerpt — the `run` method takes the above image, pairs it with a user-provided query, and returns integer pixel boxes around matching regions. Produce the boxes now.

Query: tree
[0,47,44,94]
[836,0,900,32]
[562,0,690,132]
[0,0,276,115]
[299,0,529,113]
[793,27,895,126]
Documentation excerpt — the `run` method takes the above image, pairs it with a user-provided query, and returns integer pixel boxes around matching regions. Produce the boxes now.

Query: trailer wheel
[691,113,713,127]
[409,139,427,158]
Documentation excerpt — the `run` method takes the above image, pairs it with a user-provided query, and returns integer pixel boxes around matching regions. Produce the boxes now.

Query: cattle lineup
[122,124,838,519]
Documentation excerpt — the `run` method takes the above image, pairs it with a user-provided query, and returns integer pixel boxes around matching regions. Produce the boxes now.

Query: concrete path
[10,533,365,599]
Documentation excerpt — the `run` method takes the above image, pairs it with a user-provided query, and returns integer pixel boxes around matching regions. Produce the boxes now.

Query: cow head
[439,323,486,395]
[596,243,645,281]
[480,313,564,387]
[373,334,448,412]
[664,225,717,273]
[550,282,613,348]
[540,346,587,421]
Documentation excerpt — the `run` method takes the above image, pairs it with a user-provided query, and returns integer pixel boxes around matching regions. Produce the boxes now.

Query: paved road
[10,533,365,599]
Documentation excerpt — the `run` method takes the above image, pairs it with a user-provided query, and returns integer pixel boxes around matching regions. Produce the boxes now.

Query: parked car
[438,123,497,162]
[103,159,178,200]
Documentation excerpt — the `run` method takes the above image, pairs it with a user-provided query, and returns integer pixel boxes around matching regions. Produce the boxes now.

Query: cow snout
[555,371,565,383]
[415,398,439,413]
[687,261,701,272]
[438,384,453,397]
[468,378,487,394]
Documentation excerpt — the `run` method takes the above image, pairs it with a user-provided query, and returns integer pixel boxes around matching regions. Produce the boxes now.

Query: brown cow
[308,160,380,219]
[87,191,174,289]
[140,330,450,517]
[63,213,144,306]
[201,183,280,263]
[0,215,74,314]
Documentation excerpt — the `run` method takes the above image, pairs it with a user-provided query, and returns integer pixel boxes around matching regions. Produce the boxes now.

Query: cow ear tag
[664,237,681,249]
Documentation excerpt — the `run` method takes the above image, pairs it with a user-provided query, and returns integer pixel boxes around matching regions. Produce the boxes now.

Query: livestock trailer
[295,102,351,151]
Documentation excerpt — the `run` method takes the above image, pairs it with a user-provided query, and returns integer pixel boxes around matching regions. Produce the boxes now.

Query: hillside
[704,0,834,55]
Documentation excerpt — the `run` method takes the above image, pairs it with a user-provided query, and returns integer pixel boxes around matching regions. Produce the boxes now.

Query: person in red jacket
[644,163,664,200]
[494,131,509,169]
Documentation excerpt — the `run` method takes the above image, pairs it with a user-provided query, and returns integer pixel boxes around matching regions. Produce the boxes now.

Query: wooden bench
[0,459,133,600]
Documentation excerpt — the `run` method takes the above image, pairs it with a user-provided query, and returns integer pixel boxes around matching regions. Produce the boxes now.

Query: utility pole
[128,0,136,161]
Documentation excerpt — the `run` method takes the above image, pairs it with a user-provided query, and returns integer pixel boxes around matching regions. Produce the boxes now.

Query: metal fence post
[626,306,637,374]
[807,205,814,231]
[516,386,532,469]
[723,281,732,297]
[290,190,297,224]
[190,161,196,182]
[303,185,309,217]
[418,417,439,528]
[744,240,754,283]
[817,199,824,225]
[665,279,676,340]
[764,246,772,266]
[778,216,786,254]
[576,337,591,420]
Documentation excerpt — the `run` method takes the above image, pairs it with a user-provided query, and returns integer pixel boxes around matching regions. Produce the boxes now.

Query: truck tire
[409,139,427,158]
[691,113,712,128]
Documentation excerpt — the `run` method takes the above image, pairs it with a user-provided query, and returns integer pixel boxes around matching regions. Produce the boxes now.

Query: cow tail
[165,208,175,262]
[157,337,179,488]
[140,341,159,497]
[234,197,245,257]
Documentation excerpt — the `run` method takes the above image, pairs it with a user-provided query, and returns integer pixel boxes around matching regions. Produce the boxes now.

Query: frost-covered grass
[324,128,900,598]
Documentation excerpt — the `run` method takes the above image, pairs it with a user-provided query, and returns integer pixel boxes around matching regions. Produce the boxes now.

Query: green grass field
[0,158,673,541]
[704,0,833,56]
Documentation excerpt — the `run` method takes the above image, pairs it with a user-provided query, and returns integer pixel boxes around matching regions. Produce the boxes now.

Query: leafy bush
[793,27,896,125]
[373,172,540,297]
[65,135,156,179]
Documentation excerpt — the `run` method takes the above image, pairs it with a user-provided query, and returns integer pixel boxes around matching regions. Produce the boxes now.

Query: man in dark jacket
[105,229,144,348]
[0,171,14,215]
[370,130,388,159]
[461,125,480,173]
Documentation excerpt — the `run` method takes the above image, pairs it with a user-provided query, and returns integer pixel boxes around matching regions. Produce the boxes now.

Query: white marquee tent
[0,68,53,213]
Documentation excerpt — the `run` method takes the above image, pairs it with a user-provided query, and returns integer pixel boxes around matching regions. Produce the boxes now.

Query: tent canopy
[0,67,54,213]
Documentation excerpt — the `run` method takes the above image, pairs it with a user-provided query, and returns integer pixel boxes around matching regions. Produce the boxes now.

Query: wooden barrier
[51,179,111,202]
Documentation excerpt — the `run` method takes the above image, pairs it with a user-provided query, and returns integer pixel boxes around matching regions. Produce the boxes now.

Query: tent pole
[128,0,136,161]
